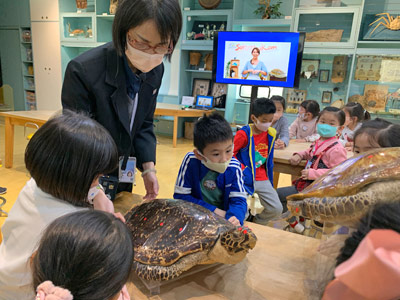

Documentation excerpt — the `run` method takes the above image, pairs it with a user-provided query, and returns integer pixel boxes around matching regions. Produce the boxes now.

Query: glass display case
[181,9,233,50]
[349,54,400,117]
[294,7,361,48]
[61,15,94,42]
[283,53,354,114]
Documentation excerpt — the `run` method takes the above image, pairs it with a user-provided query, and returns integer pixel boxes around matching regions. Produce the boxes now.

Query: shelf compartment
[61,15,94,42]
[294,7,361,49]
[59,0,95,13]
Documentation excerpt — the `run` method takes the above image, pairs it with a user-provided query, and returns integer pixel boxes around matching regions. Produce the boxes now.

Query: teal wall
[0,0,31,110]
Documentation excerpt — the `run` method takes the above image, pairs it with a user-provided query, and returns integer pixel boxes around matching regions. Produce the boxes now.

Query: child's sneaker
[246,209,255,222]
[0,187,6,195]
[289,220,305,234]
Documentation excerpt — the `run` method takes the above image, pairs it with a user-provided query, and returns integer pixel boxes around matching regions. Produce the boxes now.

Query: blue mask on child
[317,123,337,138]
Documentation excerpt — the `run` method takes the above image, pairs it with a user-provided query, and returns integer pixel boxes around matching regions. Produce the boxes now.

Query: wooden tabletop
[114,194,327,300]
[0,110,57,123]
[154,103,214,117]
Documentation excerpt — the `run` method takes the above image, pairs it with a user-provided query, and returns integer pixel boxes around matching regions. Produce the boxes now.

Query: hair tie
[36,281,73,300]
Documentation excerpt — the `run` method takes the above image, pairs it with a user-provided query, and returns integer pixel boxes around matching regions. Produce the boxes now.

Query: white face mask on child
[254,119,272,132]
[199,152,230,173]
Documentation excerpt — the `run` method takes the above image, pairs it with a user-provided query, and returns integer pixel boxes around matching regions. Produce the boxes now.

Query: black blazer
[62,42,164,170]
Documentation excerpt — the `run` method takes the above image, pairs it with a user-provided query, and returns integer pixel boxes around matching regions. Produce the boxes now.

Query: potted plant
[254,0,283,19]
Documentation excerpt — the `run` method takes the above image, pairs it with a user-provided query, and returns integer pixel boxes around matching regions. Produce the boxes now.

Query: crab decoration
[369,13,400,36]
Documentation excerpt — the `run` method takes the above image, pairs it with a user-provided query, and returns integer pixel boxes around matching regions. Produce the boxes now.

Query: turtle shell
[124,199,234,267]
[288,147,400,201]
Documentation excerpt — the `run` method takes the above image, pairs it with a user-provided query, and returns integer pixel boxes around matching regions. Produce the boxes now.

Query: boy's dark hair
[270,95,286,110]
[25,110,118,207]
[336,202,400,266]
[318,106,346,126]
[343,102,371,122]
[194,112,233,153]
[32,210,134,300]
[353,118,393,148]
[251,97,276,118]
[303,100,320,118]
[112,0,182,61]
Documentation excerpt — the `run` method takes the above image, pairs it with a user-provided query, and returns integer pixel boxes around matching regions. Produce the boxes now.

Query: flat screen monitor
[196,95,214,109]
[213,31,305,89]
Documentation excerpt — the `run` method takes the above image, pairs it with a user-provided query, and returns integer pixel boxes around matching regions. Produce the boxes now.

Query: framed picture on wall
[322,91,332,103]
[319,70,330,82]
[192,78,211,100]
[300,59,320,79]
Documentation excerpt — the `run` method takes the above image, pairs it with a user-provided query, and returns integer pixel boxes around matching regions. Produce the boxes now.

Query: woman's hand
[142,162,159,201]
[290,153,302,165]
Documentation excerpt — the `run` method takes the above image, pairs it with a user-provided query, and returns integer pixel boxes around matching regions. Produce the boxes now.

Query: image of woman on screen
[241,47,268,80]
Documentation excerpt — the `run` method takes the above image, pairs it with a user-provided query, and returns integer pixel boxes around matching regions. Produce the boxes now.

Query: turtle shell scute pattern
[288,147,400,201]
[124,199,235,267]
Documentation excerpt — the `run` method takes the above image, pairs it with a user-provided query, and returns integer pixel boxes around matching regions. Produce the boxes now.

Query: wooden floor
[0,122,292,228]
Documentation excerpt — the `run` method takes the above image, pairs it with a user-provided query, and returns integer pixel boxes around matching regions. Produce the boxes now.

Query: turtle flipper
[133,252,207,281]
[220,226,257,255]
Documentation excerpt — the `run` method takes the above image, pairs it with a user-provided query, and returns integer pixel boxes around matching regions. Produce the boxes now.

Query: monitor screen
[213,31,304,88]
[196,95,213,108]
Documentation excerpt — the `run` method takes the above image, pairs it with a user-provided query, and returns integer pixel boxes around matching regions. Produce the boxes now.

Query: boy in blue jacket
[233,98,282,225]
[174,113,247,226]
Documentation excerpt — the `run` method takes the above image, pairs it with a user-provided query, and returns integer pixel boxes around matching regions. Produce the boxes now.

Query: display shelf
[233,18,292,27]
[294,7,362,49]
[185,69,212,73]
[20,27,36,111]
[60,14,94,42]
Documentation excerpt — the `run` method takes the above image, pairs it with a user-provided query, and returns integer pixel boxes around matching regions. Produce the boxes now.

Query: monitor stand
[248,85,258,123]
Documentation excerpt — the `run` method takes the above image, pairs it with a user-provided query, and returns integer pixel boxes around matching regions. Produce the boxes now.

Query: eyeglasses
[127,34,172,55]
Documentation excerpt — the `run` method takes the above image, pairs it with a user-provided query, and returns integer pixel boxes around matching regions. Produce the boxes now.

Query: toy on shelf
[110,0,118,15]
[369,13,400,37]
[75,0,87,9]
[67,23,84,36]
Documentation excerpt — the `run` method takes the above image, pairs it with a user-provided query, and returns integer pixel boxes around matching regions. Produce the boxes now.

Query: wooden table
[0,105,212,168]
[125,222,326,300]
[154,103,214,148]
[0,110,57,168]
[273,141,353,188]
[112,193,330,300]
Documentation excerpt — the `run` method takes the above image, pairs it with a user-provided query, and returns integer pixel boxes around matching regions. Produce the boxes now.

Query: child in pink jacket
[278,107,348,233]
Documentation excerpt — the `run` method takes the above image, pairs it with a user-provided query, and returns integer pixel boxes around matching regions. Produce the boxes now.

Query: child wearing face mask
[271,95,290,149]
[0,111,121,299]
[353,118,400,154]
[277,107,347,233]
[174,113,247,226]
[340,102,370,150]
[289,100,320,142]
[233,98,282,225]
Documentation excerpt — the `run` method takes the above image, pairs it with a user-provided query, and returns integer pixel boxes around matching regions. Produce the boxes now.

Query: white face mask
[199,152,230,173]
[125,41,164,73]
[254,119,272,132]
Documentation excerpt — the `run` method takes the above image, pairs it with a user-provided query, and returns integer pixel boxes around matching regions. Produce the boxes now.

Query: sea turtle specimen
[287,147,400,227]
[124,199,257,281]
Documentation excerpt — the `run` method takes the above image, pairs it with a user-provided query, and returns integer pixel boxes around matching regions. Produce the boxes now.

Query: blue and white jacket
[235,125,276,195]
[173,152,248,225]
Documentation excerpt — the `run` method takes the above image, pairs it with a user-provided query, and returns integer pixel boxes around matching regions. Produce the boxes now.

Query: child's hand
[301,169,310,180]
[93,190,115,213]
[345,141,353,148]
[228,216,240,226]
[117,284,130,300]
[275,139,285,149]
[113,212,126,223]
[214,208,226,218]
[290,154,302,165]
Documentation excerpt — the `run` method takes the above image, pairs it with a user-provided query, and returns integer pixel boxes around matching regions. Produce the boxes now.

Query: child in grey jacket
[271,95,290,149]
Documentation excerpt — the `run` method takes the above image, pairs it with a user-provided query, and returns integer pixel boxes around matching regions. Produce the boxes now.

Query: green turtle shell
[288,147,400,201]
[124,199,235,267]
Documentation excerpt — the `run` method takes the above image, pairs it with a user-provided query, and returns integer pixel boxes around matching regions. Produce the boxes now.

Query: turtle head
[220,226,257,255]
[287,200,304,217]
